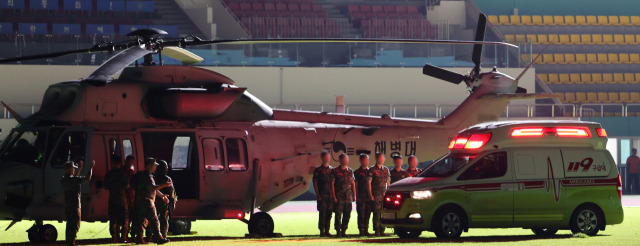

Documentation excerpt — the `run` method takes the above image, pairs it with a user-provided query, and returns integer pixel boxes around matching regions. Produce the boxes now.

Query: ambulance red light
[464,133,492,149]
[555,127,590,137]
[617,175,623,199]
[511,128,544,137]
[511,127,591,138]
[597,128,608,137]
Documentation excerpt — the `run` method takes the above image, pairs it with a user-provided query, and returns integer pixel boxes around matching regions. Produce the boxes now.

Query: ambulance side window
[458,152,507,180]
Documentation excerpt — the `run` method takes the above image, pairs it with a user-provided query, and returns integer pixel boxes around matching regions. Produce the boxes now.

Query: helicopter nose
[0,163,36,220]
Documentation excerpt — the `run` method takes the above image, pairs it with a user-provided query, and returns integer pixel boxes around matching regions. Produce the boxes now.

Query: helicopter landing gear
[169,219,192,235]
[248,212,274,237]
[27,221,58,243]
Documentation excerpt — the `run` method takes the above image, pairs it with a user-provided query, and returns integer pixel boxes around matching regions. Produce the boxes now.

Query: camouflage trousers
[156,203,170,238]
[65,207,80,246]
[316,195,333,230]
[371,199,384,232]
[356,199,372,230]
[333,199,352,231]
[135,202,163,240]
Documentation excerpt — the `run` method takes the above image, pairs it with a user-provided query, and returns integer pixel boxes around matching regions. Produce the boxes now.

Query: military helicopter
[0,14,540,243]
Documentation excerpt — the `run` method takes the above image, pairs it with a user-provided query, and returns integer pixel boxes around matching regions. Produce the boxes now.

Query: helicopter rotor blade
[471,13,487,76]
[423,64,471,85]
[82,45,151,86]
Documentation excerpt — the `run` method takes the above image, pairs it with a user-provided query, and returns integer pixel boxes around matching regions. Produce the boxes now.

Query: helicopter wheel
[40,224,58,243]
[27,224,42,243]
[248,212,274,237]
[169,219,192,235]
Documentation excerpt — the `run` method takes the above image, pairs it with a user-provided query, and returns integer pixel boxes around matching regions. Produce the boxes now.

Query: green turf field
[1,207,639,245]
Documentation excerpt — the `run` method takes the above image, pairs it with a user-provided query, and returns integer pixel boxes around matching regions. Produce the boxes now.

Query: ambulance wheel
[395,228,422,238]
[570,205,602,236]
[169,219,192,235]
[531,227,558,236]
[248,212,274,236]
[432,208,464,239]
[40,224,58,243]
[27,225,42,243]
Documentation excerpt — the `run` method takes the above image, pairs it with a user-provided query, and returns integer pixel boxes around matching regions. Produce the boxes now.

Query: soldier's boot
[324,227,332,237]
[319,229,325,237]
[359,229,365,236]
[111,227,120,243]
[374,229,381,237]
[120,229,130,243]
[135,235,148,245]
[153,236,170,245]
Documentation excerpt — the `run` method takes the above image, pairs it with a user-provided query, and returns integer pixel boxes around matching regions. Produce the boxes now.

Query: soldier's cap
[392,155,403,160]
[145,157,158,166]
[64,161,78,169]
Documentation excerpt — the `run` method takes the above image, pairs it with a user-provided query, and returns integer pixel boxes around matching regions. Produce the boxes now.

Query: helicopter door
[44,128,92,196]
[200,133,253,208]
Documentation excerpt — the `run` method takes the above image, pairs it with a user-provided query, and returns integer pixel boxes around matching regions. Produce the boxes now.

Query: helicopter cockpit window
[51,132,87,168]
[226,138,248,171]
[0,129,47,167]
[203,139,224,171]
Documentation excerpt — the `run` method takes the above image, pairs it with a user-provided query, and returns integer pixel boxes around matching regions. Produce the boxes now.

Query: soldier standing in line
[154,160,178,238]
[367,152,390,237]
[313,150,334,237]
[354,154,371,236]
[122,155,136,243]
[61,159,95,246]
[104,157,129,243]
[330,153,356,237]
[406,155,422,177]
[133,157,172,244]
[389,155,408,184]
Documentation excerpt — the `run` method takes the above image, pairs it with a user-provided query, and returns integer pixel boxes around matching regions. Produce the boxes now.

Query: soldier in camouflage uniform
[330,153,356,237]
[313,150,333,237]
[133,157,172,244]
[154,160,178,238]
[104,157,129,243]
[389,155,408,184]
[406,155,422,177]
[354,154,371,236]
[367,152,390,237]
[60,160,94,246]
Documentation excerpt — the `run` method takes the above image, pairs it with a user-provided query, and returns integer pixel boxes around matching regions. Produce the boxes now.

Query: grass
[1,207,639,245]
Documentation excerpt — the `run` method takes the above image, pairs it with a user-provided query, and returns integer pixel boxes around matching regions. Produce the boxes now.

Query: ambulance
[382,120,624,239]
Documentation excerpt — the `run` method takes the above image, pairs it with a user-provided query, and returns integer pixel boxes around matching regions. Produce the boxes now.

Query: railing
[1,104,40,119]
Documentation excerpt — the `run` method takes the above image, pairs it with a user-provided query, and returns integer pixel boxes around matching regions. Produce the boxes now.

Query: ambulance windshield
[418,153,474,178]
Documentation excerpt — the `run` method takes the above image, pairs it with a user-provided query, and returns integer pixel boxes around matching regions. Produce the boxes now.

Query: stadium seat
[547,34,559,44]
[592,73,603,83]
[488,15,499,24]
[631,53,640,63]
[575,92,587,103]
[575,53,587,64]
[581,34,593,45]
[597,16,610,25]
[558,34,571,44]
[608,92,621,103]
[555,93,566,103]
[554,54,566,64]
[565,92,577,103]
[504,34,515,43]
[499,15,510,25]
[586,15,598,25]
[553,16,565,25]
[602,34,615,45]
[602,73,614,83]
[521,54,531,63]
[526,34,538,44]
[510,15,522,25]
[559,73,570,84]
[613,73,624,83]
[521,15,533,25]
[586,53,598,63]
[636,73,640,83]
[620,92,631,103]
[543,15,554,25]
[570,73,581,84]
[396,6,408,18]
[515,34,527,44]
[542,54,554,64]
[407,6,421,19]
[581,73,593,84]
[625,34,638,45]
[586,92,598,103]
[624,73,635,83]
[631,92,640,103]
[564,15,576,25]
[538,73,548,83]
[614,34,625,44]
[537,34,549,44]
[532,15,543,25]
[574,15,586,25]
[620,16,632,25]
[548,73,559,84]
[620,53,631,64]
[597,92,609,103]
[597,53,609,64]
[565,54,577,64]
[609,16,620,25]
[570,34,581,45]
[608,53,620,64]
[631,16,640,25]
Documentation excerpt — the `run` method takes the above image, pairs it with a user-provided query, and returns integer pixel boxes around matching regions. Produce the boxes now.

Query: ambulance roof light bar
[511,126,592,138]
[449,133,492,150]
